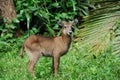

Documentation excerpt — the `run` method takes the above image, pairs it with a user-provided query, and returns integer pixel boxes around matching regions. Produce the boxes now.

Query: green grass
[0,38,120,80]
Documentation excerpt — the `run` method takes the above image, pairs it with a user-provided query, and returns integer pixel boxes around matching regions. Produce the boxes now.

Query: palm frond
[75,1,120,56]
[112,22,120,56]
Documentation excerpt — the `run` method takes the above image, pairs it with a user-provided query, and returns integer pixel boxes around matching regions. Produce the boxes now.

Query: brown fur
[20,19,78,77]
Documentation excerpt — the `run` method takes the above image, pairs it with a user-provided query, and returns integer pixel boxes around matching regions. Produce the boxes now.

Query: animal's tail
[20,44,24,58]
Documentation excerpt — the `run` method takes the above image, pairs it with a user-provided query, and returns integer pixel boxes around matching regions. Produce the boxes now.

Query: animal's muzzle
[68,31,72,35]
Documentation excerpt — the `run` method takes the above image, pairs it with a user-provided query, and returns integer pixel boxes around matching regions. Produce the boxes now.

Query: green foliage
[0,18,16,51]
[14,0,92,36]
[75,0,120,56]
[112,20,120,56]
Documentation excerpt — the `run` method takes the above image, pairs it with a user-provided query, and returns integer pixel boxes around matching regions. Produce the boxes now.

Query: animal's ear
[69,19,78,25]
[58,20,64,27]
[74,19,78,24]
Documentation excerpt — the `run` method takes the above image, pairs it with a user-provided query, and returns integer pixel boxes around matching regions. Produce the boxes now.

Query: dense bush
[14,0,92,36]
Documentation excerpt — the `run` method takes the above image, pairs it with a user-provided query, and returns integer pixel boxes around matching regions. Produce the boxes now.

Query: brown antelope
[21,19,78,77]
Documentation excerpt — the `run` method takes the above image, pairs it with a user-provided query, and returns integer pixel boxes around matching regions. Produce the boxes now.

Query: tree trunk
[0,0,22,38]
[0,0,16,23]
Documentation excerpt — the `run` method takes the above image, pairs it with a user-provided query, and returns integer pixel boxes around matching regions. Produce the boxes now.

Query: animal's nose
[69,31,72,35]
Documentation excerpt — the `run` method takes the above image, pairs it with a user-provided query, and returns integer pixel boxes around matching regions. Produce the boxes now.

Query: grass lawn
[0,38,120,80]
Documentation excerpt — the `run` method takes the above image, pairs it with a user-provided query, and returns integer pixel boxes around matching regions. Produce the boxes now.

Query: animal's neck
[61,32,71,46]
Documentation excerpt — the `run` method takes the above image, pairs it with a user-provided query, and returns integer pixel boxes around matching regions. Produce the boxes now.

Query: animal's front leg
[53,54,60,75]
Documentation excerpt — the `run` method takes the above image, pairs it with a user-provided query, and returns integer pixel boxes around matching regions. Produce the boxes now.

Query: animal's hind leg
[28,54,40,77]
[28,60,36,77]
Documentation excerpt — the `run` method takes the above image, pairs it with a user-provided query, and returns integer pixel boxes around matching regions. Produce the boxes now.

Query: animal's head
[58,19,78,36]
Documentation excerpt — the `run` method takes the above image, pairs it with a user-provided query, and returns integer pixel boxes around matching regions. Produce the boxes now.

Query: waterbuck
[21,19,78,77]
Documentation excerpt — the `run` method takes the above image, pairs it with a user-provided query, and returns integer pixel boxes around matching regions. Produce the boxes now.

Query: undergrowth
[0,36,120,80]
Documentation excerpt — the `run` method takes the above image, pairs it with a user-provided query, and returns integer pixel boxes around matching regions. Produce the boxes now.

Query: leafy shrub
[14,0,93,36]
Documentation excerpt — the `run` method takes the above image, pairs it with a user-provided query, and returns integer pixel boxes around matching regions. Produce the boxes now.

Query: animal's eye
[64,26,67,28]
